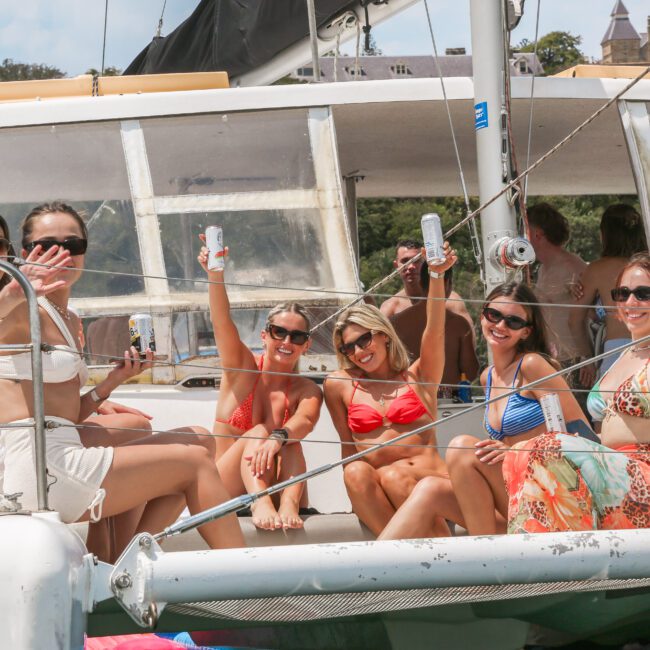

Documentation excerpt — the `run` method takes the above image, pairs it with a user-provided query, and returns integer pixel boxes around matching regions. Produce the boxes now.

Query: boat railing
[0,260,48,511]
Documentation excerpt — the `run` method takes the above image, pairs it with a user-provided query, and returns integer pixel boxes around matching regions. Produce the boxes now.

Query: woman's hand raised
[6,244,72,299]
[197,234,228,274]
[424,241,457,277]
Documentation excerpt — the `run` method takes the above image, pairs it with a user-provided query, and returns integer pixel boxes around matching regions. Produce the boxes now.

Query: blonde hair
[333,304,410,372]
[266,302,311,330]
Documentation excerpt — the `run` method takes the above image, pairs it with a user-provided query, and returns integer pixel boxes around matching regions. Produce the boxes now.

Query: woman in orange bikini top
[324,242,458,540]
[198,240,322,532]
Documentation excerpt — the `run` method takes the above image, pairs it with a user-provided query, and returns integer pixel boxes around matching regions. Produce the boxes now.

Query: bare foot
[278,499,304,529]
[251,498,282,531]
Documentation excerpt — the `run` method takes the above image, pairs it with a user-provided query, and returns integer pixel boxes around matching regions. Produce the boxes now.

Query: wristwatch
[429,270,443,279]
[270,428,289,446]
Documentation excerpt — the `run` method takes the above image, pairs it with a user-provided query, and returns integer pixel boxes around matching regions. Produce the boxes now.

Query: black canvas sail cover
[125,0,358,78]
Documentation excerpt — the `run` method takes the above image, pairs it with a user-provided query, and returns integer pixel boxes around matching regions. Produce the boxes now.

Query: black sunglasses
[266,323,310,345]
[482,307,530,331]
[339,330,375,357]
[611,286,650,302]
[24,237,88,256]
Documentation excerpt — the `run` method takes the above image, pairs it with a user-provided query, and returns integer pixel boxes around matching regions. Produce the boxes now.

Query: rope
[156,0,168,38]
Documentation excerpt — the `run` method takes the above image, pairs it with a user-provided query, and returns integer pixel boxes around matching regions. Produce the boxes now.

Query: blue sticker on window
[475,101,488,130]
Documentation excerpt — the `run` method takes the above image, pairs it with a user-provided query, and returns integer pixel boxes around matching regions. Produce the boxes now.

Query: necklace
[377,385,399,407]
[46,298,71,322]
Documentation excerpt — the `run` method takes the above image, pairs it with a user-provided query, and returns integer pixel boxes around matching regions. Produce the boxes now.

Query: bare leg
[447,435,508,535]
[276,443,306,529]
[216,424,268,497]
[378,476,465,540]
[343,461,395,536]
[85,431,244,549]
[376,464,419,509]
[79,413,153,446]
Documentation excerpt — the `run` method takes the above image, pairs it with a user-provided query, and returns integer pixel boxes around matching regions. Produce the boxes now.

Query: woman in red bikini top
[198,240,322,532]
[324,242,457,539]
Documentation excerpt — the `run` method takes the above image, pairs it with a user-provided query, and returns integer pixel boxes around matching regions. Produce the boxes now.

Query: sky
[0,0,647,77]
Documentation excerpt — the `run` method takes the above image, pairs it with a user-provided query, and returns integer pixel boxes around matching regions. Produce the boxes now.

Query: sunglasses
[24,237,88,256]
[266,323,310,345]
[611,286,650,302]
[482,307,530,331]
[339,330,375,357]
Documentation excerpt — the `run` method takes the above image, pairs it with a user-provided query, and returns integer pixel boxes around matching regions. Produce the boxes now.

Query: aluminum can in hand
[206,225,225,271]
[421,213,445,264]
[541,393,566,433]
[129,313,156,358]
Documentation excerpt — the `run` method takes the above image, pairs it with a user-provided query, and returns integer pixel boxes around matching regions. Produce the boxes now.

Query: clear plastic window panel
[158,210,332,295]
[142,109,316,195]
[0,121,145,298]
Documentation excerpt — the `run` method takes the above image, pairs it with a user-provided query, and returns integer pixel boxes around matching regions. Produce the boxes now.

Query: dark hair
[0,215,17,290]
[396,239,423,255]
[614,251,650,289]
[21,202,88,248]
[527,203,570,246]
[600,204,647,258]
[483,282,552,357]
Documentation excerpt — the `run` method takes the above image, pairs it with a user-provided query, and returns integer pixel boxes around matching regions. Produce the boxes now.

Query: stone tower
[601,0,641,64]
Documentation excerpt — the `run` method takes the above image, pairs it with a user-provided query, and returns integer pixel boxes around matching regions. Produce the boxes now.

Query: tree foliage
[517,31,585,75]
[0,58,65,81]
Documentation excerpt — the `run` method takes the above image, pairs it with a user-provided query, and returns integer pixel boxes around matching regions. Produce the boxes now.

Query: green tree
[0,58,65,81]
[517,31,585,75]
[85,66,122,76]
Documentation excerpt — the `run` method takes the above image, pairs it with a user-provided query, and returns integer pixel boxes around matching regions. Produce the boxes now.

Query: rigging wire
[422,0,483,270]
[523,0,542,203]
[156,0,168,38]
[100,0,109,77]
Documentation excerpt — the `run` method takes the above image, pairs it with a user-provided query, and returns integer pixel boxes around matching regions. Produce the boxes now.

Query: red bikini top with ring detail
[347,374,432,434]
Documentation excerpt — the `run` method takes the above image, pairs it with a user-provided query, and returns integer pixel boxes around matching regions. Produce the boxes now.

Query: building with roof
[601,0,649,64]
[291,51,543,83]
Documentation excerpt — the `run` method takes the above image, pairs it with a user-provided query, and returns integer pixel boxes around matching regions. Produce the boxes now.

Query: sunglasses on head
[266,323,310,345]
[611,286,650,302]
[24,237,88,256]
[338,330,375,357]
[482,307,530,331]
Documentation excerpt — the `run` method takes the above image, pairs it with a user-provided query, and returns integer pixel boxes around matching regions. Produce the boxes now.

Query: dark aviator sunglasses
[611,286,650,302]
[266,323,310,345]
[482,307,530,331]
[338,330,375,357]
[24,237,88,256]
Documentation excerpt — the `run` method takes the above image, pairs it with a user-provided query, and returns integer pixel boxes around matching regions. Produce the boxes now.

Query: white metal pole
[469,0,519,294]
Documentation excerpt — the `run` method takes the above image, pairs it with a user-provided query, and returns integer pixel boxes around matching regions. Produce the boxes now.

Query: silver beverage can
[206,225,224,271]
[421,213,445,264]
[129,313,156,357]
[541,393,566,433]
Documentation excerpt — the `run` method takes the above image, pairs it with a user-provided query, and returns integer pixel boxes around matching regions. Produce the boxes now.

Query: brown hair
[483,282,553,357]
[527,202,570,246]
[0,215,17,290]
[21,202,88,248]
[614,252,650,289]
[600,204,647,258]
[266,302,311,331]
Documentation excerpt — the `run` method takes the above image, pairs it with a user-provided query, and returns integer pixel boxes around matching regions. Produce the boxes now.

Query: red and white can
[206,225,225,271]
[541,393,566,433]
[129,313,156,357]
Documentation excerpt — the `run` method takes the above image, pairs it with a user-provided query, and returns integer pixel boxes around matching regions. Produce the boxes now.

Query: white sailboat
[1,0,650,648]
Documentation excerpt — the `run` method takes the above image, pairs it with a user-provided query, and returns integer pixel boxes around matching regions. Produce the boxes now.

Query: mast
[469,0,533,294]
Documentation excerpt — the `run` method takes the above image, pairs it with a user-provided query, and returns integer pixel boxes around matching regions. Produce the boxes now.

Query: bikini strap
[485,366,493,399]
[512,358,525,387]
[350,379,360,403]
[37,297,78,350]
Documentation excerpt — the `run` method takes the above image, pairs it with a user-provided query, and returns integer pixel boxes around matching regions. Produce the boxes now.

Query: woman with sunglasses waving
[505,253,650,533]
[324,243,458,539]
[198,239,322,531]
[0,202,244,554]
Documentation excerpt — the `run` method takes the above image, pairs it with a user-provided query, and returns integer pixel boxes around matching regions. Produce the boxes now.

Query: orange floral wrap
[502,433,650,534]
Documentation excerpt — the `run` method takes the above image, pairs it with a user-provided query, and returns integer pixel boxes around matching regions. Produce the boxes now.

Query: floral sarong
[502,433,650,534]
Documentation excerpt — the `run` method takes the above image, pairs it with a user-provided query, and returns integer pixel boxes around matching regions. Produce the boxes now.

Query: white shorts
[2,417,114,523]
